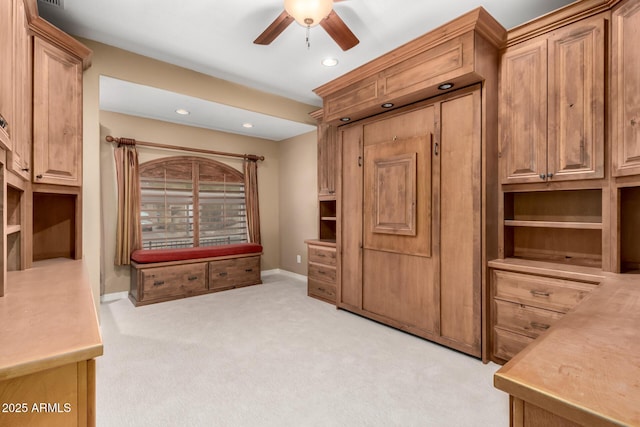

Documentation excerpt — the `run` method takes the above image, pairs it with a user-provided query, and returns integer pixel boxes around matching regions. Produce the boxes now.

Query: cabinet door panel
[317,123,336,197]
[439,90,481,355]
[500,39,548,184]
[612,0,640,176]
[0,0,14,151]
[33,38,82,186]
[338,125,363,309]
[548,16,605,181]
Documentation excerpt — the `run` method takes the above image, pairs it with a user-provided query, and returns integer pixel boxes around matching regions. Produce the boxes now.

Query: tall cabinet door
[612,0,640,177]
[439,89,482,356]
[500,38,548,184]
[361,106,439,335]
[33,38,83,187]
[547,16,605,181]
[338,125,363,310]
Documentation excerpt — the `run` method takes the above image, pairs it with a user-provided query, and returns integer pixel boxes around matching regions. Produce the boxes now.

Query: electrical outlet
[296,255,302,264]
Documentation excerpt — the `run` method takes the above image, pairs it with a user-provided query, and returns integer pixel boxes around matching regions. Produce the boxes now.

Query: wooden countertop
[0,258,103,381]
[494,273,640,426]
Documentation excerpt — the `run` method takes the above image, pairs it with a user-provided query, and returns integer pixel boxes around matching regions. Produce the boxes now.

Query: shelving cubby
[503,189,603,268]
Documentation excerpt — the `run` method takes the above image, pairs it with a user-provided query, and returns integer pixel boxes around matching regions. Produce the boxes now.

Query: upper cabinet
[0,0,15,151]
[500,15,606,184]
[315,7,506,125]
[8,0,33,180]
[32,37,83,187]
[612,0,640,177]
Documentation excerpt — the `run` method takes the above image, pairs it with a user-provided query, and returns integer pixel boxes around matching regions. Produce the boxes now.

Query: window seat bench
[129,243,263,306]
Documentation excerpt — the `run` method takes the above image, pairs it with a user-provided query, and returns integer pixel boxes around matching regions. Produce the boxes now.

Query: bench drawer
[209,255,261,290]
[493,270,596,313]
[141,263,208,301]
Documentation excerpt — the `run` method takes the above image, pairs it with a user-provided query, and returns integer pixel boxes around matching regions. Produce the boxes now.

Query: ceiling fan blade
[320,10,359,51]
[254,11,294,45]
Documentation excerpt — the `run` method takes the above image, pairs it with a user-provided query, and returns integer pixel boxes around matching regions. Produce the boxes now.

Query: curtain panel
[114,144,142,265]
[244,159,261,244]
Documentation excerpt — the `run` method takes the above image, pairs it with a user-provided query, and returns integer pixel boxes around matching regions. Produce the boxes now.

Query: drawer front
[493,270,596,312]
[209,256,261,290]
[494,300,563,338]
[141,263,207,301]
[308,262,336,284]
[308,277,336,303]
[308,245,337,267]
[493,327,534,361]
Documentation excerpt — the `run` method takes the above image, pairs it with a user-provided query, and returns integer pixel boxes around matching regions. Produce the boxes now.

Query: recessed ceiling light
[340,117,351,122]
[321,57,339,67]
[242,122,254,128]
[175,108,190,115]
[438,83,454,90]
[381,102,394,108]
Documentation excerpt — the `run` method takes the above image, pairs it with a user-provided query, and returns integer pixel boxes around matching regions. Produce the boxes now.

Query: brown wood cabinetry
[130,254,262,306]
[315,9,504,358]
[317,122,336,198]
[305,240,337,303]
[489,263,599,362]
[0,0,14,151]
[8,0,32,180]
[500,15,605,184]
[33,37,83,187]
[612,0,640,177]
[338,86,490,357]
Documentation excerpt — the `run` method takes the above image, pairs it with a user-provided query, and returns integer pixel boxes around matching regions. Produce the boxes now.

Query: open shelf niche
[503,189,603,268]
[319,199,337,242]
[620,186,640,273]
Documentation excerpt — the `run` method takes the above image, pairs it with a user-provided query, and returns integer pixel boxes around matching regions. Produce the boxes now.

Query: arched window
[139,156,247,249]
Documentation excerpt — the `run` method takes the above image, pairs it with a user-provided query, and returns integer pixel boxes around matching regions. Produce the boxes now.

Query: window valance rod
[105,135,265,162]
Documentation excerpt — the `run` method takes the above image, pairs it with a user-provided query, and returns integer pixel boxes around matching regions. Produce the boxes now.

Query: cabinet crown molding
[23,0,92,69]
[313,7,506,98]
[505,0,621,47]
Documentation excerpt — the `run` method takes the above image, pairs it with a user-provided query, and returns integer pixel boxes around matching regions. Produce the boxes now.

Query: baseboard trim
[101,291,129,303]
[262,269,307,282]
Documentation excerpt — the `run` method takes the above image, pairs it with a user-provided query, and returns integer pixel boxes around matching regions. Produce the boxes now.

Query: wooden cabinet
[489,261,599,363]
[33,37,83,187]
[130,254,262,306]
[500,15,605,184]
[305,240,337,304]
[316,9,504,359]
[338,86,488,357]
[316,8,505,125]
[317,122,336,198]
[612,0,640,177]
[0,0,14,151]
[7,0,32,180]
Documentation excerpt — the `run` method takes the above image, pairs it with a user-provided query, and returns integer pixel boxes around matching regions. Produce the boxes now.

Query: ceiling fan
[254,0,359,51]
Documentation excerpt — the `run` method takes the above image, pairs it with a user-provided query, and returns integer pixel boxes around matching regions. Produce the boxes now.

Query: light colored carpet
[97,273,509,426]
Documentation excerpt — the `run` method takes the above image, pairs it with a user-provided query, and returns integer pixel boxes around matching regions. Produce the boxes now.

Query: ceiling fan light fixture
[284,0,333,27]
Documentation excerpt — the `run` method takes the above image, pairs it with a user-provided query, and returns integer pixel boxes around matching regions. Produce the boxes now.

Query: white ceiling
[38,0,576,141]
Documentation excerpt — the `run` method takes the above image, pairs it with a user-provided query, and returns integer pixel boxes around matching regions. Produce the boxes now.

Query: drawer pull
[530,290,550,297]
[530,322,550,331]
[317,287,325,292]
[219,272,228,277]
[188,275,198,281]
[153,280,165,286]
[245,268,253,272]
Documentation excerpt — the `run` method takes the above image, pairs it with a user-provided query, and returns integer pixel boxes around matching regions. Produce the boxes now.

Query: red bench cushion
[131,243,263,264]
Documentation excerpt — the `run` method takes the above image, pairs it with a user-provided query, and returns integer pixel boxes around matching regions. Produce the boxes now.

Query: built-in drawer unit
[305,239,337,304]
[130,253,262,306]
[209,255,261,290]
[489,260,600,363]
[139,262,208,303]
